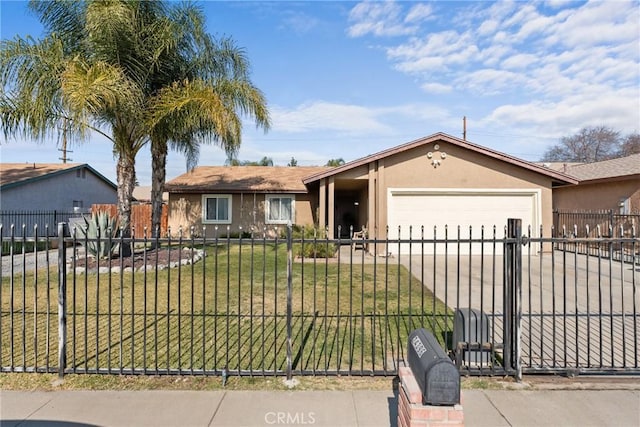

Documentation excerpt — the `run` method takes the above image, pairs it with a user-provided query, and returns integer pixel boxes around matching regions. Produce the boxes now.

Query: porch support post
[319,178,326,232]
[368,163,376,239]
[328,176,335,239]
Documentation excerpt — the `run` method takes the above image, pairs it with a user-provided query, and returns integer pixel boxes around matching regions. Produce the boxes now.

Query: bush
[292,226,336,258]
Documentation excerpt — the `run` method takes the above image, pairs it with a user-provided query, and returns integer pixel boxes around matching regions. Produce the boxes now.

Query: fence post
[504,218,522,380]
[286,223,293,381]
[57,222,67,378]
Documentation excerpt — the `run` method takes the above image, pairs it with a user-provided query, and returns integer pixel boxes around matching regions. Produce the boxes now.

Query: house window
[202,195,232,224]
[266,195,295,224]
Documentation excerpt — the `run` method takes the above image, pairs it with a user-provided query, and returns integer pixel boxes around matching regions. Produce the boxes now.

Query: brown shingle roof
[563,154,640,181]
[165,166,333,193]
[0,163,116,190]
[0,163,82,187]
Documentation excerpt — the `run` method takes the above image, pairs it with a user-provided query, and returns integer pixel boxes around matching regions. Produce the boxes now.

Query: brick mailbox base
[398,367,464,427]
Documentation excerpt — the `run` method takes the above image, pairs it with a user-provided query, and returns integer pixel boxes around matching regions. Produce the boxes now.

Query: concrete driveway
[399,251,639,370]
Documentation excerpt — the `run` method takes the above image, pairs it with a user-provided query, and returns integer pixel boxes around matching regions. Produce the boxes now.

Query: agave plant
[75,211,121,259]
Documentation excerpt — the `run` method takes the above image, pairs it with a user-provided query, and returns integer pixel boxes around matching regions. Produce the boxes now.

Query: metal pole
[57,222,67,378]
[505,218,522,380]
[286,223,293,381]
[513,220,523,382]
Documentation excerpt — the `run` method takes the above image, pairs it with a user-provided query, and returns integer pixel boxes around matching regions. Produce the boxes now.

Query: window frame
[201,194,233,224]
[265,194,295,225]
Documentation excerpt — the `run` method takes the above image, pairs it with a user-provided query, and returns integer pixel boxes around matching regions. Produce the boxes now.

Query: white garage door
[387,188,541,255]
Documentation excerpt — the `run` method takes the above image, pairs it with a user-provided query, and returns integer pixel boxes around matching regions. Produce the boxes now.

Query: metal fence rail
[1,222,638,378]
[0,211,82,238]
[521,229,639,374]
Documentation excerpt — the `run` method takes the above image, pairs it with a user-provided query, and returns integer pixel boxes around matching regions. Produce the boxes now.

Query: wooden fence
[91,204,168,236]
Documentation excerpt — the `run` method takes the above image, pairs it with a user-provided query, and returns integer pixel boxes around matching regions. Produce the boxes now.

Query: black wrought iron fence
[1,221,638,378]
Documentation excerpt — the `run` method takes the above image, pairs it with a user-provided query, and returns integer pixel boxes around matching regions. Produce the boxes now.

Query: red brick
[446,406,465,422]
[426,422,464,427]
[400,373,423,404]
[411,406,447,421]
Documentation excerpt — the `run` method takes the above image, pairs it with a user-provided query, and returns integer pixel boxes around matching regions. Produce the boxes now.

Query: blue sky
[1,0,639,185]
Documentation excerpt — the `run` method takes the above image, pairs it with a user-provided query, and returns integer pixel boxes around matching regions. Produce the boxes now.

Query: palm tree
[144,12,270,236]
[1,1,143,236]
[2,1,270,240]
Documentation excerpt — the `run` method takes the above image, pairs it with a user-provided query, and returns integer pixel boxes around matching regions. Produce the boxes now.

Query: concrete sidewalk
[2,388,639,427]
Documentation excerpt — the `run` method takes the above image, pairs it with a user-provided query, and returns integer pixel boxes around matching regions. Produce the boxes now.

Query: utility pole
[58,119,73,163]
[463,116,467,141]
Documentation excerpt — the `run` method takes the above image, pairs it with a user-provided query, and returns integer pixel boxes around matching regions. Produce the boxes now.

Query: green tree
[326,158,345,167]
[287,157,298,166]
[225,156,274,166]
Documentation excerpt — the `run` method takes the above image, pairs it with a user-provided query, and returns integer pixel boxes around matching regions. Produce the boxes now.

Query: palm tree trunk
[116,151,136,256]
[151,136,167,238]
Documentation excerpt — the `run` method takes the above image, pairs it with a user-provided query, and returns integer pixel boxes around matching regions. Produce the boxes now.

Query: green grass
[1,243,453,375]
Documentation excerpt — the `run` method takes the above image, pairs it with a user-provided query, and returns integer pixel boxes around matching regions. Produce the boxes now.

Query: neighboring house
[0,163,117,211]
[166,133,577,254]
[132,186,168,204]
[165,166,331,236]
[0,163,118,234]
[549,153,640,214]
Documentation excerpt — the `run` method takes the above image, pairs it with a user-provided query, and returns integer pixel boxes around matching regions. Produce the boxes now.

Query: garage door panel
[388,189,539,255]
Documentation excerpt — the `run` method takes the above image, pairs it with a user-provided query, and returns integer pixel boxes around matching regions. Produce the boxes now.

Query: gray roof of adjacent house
[0,163,117,191]
[560,153,640,182]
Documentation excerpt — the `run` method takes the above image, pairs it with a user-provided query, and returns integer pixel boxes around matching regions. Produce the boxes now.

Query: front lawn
[1,242,452,375]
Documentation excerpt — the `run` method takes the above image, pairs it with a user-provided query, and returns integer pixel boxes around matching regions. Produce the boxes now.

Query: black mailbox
[407,328,460,406]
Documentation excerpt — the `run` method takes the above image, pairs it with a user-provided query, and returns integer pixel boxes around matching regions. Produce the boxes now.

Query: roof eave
[302,132,579,185]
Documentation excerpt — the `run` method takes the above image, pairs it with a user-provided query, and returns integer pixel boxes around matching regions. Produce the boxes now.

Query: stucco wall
[553,178,640,213]
[1,168,117,211]
[168,192,317,237]
[367,142,555,237]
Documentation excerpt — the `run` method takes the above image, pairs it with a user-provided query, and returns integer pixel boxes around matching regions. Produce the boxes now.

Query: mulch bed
[71,247,197,270]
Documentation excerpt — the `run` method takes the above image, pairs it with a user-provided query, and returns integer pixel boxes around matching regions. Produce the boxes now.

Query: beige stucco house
[551,153,640,214]
[166,133,577,253]
[165,166,331,236]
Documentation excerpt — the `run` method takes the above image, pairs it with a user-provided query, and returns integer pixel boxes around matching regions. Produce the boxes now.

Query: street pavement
[2,382,639,427]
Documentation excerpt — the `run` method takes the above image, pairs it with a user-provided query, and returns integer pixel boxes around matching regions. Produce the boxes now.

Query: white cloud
[420,82,452,94]
[455,69,530,96]
[271,101,392,134]
[347,1,415,37]
[405,3,433,24]
[386,31,479,74]
[501,53,538,70]
[544,1,640,48]
[280,11,320,35]
[484,88,640,136]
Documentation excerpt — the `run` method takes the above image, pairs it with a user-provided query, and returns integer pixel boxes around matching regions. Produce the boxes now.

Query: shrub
[74,211,121,259]
[292,226,336,258]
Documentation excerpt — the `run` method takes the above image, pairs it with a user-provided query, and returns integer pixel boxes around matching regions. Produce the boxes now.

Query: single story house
[0,162,118,235]
[550,153,640,214]
[165,165,331,236]
[166,133,578,253]
[0,163,117,212]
